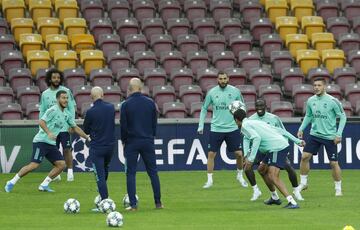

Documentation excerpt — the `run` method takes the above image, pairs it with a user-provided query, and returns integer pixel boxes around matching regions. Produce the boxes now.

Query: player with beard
[39,69,76,181]
[5,91,90,193]
[198,72,248,189]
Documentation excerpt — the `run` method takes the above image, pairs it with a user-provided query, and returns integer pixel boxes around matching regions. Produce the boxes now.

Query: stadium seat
[0,103,22,119]
[176,34,200,58]
[292,84,313,111]
[224,67,247,86]
[240,1,263,26]
[326,17,350,40]
[237,86,256,102]
[275,16,299,41]
[196,67,219,92]
[345,83,360,108]
[112,102,121,119]
[0,86,14,104]
[35,68,48,92]
[184,0,207,23]
[179,84,203,110]
[192,18,216,43]
[258,84,282,106]
[134,51,156,76]
[356,100,360,115]
[265,0,288,23]
[341,100,353,116]
[19,34,43,59]
[158,0,181,22]
[281,67,304,94]
[55,0,79,23]
[290,0,314,23]
[1,50,24,76]
[348,50,360,74]
[162,101,187,118]
[245,101,256,116]
[80,0,104,22]
[71,34,96,54]
[10,18,34,43]
[27,50,51,76]
[270,101,293,117]
[325,83,342,100]
[296,49,320,75]
[204,34,226,58]
[124,34,147,58]
[238,50,261,74]
[167,18,190,42]
[151,34,173,59]
[307,67,331,82]
[107,0,129,23]
[29,0,52,23]
[141,18,165,42]
[333,67,357,91]
[8,68,32,93]
[143,68,167,93]
[17,85,40,111]
[116,18,139,42]
[170,68,194,93]
[341,0,360,23]
[285,34,309,58]
[63,18,87,39]
[2,0,26,23]
[311,32,335,56]
[26,102,39,120]
[219,18,242,41]
[302,16,325,40]
[353,16,360,35]
[249,67,273,91]
[73,85,92,113]
[250,18,273,43]
[116,67,139,94]
[210,0,232,23]
[0,18,9,35]
[321,49,345,74]
[80,101,93,118]
[338,33,360,57]
[45,34,69,58]
[190,101,212,118]
[0,69,5,86]
[37,18,61,41]
[80,50,105,75]
[152,85,176,110]
[160,51,184,75]
[89,18,113,42]
[270,50,293,76]
[229,34,252,58]
[103,85,122,103]
[260,33,283,62]
[0,34,15,53]
[63,68,86,92]
[186,51,209,75]
[53,50,78,72]
[98,34,121,58]
[212,51,235,71]
[132,0,155,21]
[316,0,339,22]
[107,50,130,75]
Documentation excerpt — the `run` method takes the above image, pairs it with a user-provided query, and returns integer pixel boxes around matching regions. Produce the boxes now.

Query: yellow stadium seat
[63,18,87,39]
[54,50,77,71]
[265,0,288,23]
[311,33,335,56]
[27,50,50,75]
[296,49,320,74]
[37,17,61,41]
[19,33,43,58]
[2,0,25,22]
[71,34,95,54]
[302,16,325,40]
[275,16,298,41]
[10,18,34,43]
[290,0,314,23]
[286,34,309,57]
[29,0,52,23]
[80,50,104,75]
[322,49,345,74]
[55,0,78,23]
[45,34,69,58]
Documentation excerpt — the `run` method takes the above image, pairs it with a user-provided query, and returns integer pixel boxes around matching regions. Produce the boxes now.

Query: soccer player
[4,90,90,193]
[295,78,347,197]
[233,109,305,209]
[39,68,76,181]
[245,99,303,201]
[198,72,247,189]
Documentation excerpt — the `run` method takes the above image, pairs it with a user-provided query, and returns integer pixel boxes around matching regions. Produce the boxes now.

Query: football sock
[271,191,279,200]
[40,176,52,187]
[300,175,308,185]
[9,174,21,184]
[237,169,243,175]
[207,173,213,183]
[334,180,342,190]
[286,195,297,205]
[68,169,73,175]
[252,184,259,192]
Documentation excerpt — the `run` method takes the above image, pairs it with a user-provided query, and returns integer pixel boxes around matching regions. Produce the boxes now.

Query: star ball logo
[72,136,93,172]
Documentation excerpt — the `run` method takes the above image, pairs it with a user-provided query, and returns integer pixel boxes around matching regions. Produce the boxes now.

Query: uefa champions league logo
[72,136,93,172]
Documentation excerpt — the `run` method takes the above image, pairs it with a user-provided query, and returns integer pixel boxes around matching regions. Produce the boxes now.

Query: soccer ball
[64,198,80,214]
[106,211,124,227]
[94,195,102,208]
[122,194,139,208]
[228,100,246,114]
[99,198,116,213]
[343,226,355,230]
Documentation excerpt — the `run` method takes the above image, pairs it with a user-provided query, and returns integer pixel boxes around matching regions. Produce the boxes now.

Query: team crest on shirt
[228,93,232,99]
[323,103,327,109]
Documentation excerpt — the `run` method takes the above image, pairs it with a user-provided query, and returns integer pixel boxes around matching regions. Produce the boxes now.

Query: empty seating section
[0,0,358,119]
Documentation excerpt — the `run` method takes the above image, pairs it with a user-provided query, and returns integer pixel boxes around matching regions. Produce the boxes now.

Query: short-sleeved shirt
[33,104,76,145]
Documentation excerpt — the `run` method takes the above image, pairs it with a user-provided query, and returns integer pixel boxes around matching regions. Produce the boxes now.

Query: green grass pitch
[1,170,359,230]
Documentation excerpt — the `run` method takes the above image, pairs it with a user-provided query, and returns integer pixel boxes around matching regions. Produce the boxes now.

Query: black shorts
[262,146,289,169]
[31,142,64,164]
[303,135,338,161]
[56,132,72,150]
[208,130,242,152]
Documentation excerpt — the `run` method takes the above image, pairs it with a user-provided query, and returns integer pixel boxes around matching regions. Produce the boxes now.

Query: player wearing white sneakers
[197,72,247,189]
[4,91,89,193]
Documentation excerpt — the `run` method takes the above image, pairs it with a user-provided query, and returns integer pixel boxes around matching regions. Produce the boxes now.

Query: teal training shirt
[249,112,285,130]
[33,104,76,145]
[39,86,76,132]
[241,119,302,162]
[299,93,347,140]
[198,85,244,133]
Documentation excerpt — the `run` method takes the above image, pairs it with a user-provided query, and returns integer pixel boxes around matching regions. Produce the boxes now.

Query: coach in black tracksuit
[120,78,162,210]
[83,86,115,200]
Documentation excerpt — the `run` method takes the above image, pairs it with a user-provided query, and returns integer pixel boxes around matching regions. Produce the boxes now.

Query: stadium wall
[1,119,360,173]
